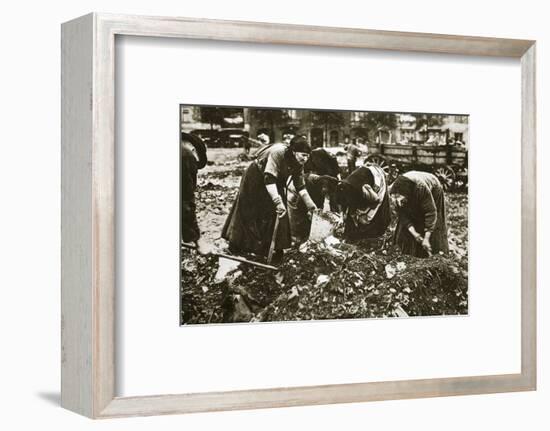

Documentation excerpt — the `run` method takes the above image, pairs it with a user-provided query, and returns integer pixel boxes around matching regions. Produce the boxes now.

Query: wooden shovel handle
[266,215,281,264]
[181,242,278,271]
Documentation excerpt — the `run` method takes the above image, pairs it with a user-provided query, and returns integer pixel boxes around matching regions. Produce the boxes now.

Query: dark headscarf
[389,175,416,197]
[181,132,208,169]
[335,181,359,209]
[335,166,374,209]
[288,135,312,154]
[304,148,341,177]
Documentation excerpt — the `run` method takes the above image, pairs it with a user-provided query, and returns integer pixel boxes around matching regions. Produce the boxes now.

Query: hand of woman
[422,237,432,255]
[299,189,317,214]
[362,184,380,203]
[275,201,287,218]
[408,226,423,244]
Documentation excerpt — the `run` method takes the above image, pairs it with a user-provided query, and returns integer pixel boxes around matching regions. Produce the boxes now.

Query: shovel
[266,214,281,265]
[181,242,277,271]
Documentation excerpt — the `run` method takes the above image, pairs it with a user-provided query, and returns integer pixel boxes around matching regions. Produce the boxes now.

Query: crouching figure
[389,171,449,257]
[335,164,391,241]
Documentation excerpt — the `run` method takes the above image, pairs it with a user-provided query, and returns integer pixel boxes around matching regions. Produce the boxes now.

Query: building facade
[181,105,469,148]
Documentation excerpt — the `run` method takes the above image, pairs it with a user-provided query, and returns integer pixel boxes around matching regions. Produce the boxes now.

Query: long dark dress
[222,144,306,256]
[392,171,449,257]
[339,165,391,240]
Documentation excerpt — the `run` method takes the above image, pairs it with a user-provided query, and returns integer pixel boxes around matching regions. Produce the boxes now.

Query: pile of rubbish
[181,234,468,324]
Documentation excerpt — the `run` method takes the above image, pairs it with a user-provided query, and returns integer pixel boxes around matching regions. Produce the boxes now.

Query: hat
[289,135,312,154]
[181,132,208,169]
[282,133,295,141]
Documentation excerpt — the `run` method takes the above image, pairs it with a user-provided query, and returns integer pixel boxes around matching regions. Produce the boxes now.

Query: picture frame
[61,12,536,419]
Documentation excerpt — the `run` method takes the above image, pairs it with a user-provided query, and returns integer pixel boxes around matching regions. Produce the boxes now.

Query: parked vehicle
[191,128,250,148]
[364,142,468,191]
[190,129,220,147]
[217,129,249,148]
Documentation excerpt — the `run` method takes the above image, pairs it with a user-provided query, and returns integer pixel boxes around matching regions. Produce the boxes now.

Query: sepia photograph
[180,104,468,325]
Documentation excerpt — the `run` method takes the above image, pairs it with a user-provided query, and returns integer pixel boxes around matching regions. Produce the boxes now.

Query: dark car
[190,129,219,147]
[217,129,250,148]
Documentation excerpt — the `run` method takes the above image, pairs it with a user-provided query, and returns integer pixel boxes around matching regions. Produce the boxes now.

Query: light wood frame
[61,13,537,419]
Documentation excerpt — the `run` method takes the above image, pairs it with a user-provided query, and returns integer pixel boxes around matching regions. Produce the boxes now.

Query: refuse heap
[181,235,468,324]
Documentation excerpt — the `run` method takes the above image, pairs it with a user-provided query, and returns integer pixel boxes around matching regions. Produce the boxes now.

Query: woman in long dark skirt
[389,171,449,257]
[221,135,317,259]
[335,164,391,240]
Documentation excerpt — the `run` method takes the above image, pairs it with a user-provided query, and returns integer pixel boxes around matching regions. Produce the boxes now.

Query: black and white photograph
[180,104,469,325]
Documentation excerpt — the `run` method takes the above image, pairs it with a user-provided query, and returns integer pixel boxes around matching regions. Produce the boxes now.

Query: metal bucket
[309,210,341,242]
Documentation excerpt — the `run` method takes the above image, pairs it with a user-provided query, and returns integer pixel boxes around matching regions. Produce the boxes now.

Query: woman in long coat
[222,135,317,258]
[389,171,449,257]
[334,164,391,240]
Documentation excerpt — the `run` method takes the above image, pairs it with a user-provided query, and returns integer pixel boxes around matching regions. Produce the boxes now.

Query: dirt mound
[181,236,468,324]
[257,242,467,322]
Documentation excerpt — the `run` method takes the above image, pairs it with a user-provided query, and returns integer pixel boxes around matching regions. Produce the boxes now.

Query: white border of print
[118,37,518,397]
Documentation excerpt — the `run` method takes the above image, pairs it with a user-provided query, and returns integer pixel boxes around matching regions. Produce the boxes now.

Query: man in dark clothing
[181,132,209,254]
[242,135,251,155]
[344,137,363,176]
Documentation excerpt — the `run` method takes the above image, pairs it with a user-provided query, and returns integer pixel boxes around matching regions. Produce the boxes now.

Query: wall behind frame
[1,0,547,430]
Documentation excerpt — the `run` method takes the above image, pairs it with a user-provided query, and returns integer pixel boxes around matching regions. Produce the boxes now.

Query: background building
[181,105,469,148]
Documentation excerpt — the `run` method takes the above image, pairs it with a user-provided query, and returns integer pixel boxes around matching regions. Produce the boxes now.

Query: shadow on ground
[36,391,60,406]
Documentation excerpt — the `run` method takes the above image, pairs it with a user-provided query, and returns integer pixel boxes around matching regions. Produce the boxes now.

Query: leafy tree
[200,107,222,130]
[358,112,398,142]
[200,107,242,130]
[250,108,290,141]
[411,113,444,130]
[311,111,346,147]
[351,127,369,140]
[363,112,398,131]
